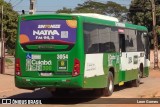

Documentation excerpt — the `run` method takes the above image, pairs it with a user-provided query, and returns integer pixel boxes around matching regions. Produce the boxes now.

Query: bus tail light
[15,58,21,76]
[72,59,80,77]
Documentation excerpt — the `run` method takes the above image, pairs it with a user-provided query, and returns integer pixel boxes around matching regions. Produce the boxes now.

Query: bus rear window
[19,19,77,51]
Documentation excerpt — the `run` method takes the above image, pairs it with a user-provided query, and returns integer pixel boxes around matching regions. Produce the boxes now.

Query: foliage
[156,26,160,35]
[7,48,15,56]
[129,0,160,33]
[104,1,128,21]
[75,1,106,14]
[56,7,73,13]
[56,0,128,21]
[0,0,18,55]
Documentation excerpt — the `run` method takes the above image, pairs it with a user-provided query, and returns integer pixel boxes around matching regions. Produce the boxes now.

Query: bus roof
[71,13,119,22]
[70,13,147,31]
[19,13,147,31]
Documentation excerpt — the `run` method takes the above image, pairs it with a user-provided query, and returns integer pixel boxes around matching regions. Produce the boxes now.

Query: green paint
[124,69,138,82]
[103,53,108,74]
[83,53,120,88]
[57,60,68,71]
[43,66,52,71]
[107,53,120,84]
[119,69,138,82]
[83,75,107,88]
[15,14,149,90]
[15,75,83,88]
[144,67,149,77]
[26,44,69,50]
[119,70,125,81]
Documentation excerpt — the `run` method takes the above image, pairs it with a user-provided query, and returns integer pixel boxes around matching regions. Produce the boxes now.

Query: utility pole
[150,0,159,69]
[1,5,5,74]
[29,0,36,14]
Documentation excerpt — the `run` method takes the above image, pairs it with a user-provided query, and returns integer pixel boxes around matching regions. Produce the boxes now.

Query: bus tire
[103,71,114,96]
[140,71,143,78]
[132,71,140,87]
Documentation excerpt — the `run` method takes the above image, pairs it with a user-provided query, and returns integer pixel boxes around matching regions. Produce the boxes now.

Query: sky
[4,0,132,13]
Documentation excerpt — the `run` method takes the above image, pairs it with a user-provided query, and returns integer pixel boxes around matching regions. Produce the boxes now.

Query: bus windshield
[19,19,77,51]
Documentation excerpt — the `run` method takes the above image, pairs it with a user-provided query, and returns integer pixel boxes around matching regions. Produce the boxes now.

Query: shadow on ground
[114,81,144,92]
[4,82,145,104]
[6,88,102,104]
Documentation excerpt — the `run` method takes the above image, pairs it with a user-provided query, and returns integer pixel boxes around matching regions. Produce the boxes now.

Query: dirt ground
[149,68,160,78]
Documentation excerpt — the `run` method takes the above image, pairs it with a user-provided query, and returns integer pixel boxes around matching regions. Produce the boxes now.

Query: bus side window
[119,34,126,52]
[88,44,99,53]
[99,42,116,53]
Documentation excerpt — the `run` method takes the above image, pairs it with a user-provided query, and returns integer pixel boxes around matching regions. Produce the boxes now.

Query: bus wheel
[140,71,143,78]
[103,71,114,96]
[132,71,140,87]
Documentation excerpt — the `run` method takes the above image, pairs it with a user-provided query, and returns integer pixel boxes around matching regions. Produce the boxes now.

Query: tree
[104,1,128,21]
[0,0,18,55]
[56,0,128,21]
[129,0,160,48]
[56,7,73,13]
[128,0,153,31]
[75,0,106,14]
[129,0,160,32]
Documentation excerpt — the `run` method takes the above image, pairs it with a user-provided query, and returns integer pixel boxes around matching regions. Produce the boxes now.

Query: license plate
[40,72,52,76]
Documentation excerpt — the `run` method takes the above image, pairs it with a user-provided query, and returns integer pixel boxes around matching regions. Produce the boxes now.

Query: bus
[15,13,150,96]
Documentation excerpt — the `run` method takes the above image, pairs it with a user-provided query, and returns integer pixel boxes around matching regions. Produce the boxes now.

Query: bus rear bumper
[15,76,83,89]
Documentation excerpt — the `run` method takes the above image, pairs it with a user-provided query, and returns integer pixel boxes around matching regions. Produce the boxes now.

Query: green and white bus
[15,13,150,96]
